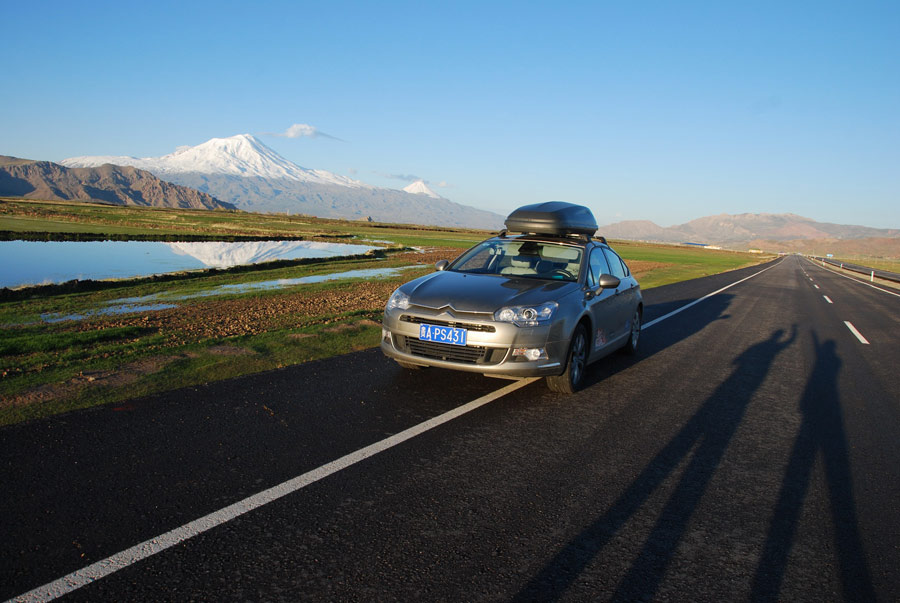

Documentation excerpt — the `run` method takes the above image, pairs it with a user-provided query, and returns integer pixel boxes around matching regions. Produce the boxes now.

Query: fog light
[512,347,548,361]
[382,328,392,342]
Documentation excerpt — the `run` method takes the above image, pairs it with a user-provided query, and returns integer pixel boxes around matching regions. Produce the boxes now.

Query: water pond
[0,240,379,289]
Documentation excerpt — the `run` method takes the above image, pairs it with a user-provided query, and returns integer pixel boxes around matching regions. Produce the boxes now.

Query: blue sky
[3,1,898,228]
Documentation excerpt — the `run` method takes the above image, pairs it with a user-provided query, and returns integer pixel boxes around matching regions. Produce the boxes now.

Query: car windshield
[450,239,583,282]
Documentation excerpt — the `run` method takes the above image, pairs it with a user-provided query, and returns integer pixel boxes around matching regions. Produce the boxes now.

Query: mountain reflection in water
[0,240,379,288]
[165,241,377,268]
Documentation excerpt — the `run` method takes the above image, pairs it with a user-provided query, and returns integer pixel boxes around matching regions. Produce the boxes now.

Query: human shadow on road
[751,333,875,601]
[512,326,797,602]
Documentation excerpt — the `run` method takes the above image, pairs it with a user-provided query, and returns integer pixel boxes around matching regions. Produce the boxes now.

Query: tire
[396,360,427,370]
[546,323,589,394]
[622,307,641,356]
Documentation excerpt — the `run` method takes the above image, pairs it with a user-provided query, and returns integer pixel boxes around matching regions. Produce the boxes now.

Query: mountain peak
[62,134,370,188]
[403,180,442,199]
[188,133,265,154]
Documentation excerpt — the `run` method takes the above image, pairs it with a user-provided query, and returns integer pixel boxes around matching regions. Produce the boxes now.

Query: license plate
[419,323,467,346]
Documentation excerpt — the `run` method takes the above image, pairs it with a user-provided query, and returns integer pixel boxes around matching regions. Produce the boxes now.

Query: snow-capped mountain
[62,134,370,188]
[403,180,442,199]
[61,134,504,230]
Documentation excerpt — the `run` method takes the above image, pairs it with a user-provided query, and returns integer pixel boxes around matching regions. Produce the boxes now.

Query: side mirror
[598,274,620,289]
[435,260,450,271]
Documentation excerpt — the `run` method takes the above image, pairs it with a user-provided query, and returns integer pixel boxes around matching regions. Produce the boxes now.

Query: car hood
[403,270,579,314]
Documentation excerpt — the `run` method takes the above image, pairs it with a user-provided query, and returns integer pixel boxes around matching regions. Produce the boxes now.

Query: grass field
[0,198,772,426]
[611,240,767,289]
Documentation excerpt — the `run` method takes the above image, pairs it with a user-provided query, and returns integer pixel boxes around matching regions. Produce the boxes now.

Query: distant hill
[746,237,900,258]
[0,156,234,210]
[62,134,504,230]
[600,213,900,245]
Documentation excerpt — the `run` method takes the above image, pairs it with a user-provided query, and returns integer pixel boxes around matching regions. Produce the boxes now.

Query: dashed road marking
[805,257,900,299]
[823,296,833,304]
[844,321,870,344]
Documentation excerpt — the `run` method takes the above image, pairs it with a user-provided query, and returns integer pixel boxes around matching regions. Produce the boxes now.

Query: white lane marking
[8,377,540,603]
[643,260,781,330]
[814,284,820,289]
[844,321,870,344]
[823,296,833,304]
[805,257,900,299]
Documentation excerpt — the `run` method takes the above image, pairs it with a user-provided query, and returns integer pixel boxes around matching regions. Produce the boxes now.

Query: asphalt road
[2,255,899,602]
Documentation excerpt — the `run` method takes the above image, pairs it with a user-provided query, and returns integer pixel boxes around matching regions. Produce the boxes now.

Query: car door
[584,247,622,353]
[603,248,638,340]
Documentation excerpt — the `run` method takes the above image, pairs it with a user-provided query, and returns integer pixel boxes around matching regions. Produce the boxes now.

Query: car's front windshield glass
[450,239,583,282]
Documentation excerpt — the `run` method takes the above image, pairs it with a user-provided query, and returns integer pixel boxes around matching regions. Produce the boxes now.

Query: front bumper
[380,309,568,377]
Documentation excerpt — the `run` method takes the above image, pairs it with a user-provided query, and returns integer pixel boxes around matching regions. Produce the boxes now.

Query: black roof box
[504,201,598,236]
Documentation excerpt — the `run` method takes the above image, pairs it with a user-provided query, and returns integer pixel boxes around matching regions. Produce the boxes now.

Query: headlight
[494,301,558,327]
[386,288,411,311]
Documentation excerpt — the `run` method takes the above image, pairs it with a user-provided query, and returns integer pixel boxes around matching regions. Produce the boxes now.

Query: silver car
[381,202,642,393]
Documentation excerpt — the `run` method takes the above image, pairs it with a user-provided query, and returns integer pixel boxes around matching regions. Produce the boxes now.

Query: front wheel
[622,307,641,356]
[546,323,588,394]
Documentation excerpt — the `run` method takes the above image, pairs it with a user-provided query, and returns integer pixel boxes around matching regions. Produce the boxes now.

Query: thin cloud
[263,123,343,141]
[382,173,424,183]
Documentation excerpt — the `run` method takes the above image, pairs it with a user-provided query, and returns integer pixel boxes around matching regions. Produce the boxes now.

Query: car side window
[587,248,611,288]
[454,243,498,273]
[603,248,628,279]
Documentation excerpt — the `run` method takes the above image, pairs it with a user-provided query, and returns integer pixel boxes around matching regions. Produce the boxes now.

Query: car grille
[405,339,488,363]
[400,315,496,333]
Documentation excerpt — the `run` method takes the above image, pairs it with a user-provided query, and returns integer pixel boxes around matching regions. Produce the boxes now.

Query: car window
[454,243,497,273]
[613,250,631,276]
[603,248,628,279]
[451,239,583,281]
[587,248,611,288]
